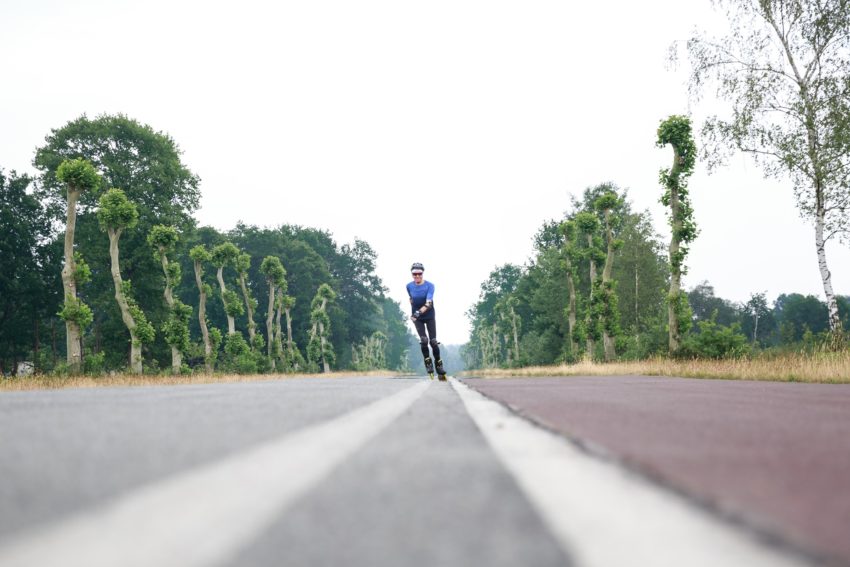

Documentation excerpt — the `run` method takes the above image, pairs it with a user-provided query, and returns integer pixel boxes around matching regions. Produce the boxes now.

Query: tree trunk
[239,274,256,345]
[511,307,520,362]
[565,259,577,356]
[160,254,181,374]
[275,289,285,368]
[319,321,330,373]
[635,264,640,344]
[586,235,597,358]
[266,281,276,367]
[194,260,212,373]
[108,228,142,374]
[33,316,40,373]
[601,209,616,362]
[668,148,683,354]
[217,267,236,335]
[61,188,82,373]
[815,211,843,335]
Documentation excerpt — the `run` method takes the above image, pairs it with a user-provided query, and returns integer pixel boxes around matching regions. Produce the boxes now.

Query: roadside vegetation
[462,1,850,382]
[0,114,415,379]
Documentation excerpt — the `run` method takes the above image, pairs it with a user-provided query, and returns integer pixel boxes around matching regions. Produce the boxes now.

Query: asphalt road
[468,375,850,566]
[0,375,832,567]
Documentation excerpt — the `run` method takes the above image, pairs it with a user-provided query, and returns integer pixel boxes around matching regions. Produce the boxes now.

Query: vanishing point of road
[0,374,847,567]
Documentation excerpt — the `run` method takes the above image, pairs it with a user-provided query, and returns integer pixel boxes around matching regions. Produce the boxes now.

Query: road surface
[0,375,839,566]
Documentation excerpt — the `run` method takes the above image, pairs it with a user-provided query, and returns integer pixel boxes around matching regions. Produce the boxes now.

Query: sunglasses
[412,272,423,276]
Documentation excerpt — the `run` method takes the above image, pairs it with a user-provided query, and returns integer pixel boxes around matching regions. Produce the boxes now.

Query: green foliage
[72,252,92,286]
[260,256,287,287]
[163,299,192,352]
[83,350,106,374]
[190,244,211,263]
[352,331,388,370]
[148,225,179,256]
[207,327,223,367]
[121,281,155,344]
[97,188,139,231]
[56,158,101,193]
[223,289,244,317]
[211,242,240,267]
[657,115,698,275]
[681,317,750,359]
[58,294,93,329]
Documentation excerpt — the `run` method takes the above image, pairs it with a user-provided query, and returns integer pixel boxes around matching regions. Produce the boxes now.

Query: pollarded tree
[595,192,625,361]
[685,0,850,341]
[190,245,215,372]
[56,158,100,372]
[260,256,287,368]
[308,283,337,373]
[494,295,521,366]
[575,211,604,358]
[560,220,580,358]
[279,294,304,371]
[235,252,260,350]
[211,242,243,335]
[148,225,191,374]
[657,115,698,354]
[97,189,154,373]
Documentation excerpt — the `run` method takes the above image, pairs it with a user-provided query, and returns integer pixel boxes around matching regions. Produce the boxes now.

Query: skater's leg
[425,320,447,377]
[414,320,434,374]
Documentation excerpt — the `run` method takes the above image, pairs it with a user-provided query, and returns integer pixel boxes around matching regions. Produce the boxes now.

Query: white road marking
[449,377,811,567]
[0,380,431,567]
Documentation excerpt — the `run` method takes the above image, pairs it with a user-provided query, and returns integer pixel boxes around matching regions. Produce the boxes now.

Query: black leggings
[414,318,441,360]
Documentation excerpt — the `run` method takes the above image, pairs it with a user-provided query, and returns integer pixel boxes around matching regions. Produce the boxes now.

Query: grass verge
[0,370,403,392]
[460,351,850,383]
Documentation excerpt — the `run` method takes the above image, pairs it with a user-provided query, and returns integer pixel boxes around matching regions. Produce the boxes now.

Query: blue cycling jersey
[406,280,435,320]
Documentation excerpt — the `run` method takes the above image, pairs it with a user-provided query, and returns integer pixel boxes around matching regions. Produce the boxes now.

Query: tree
[148,225,191,373]
[685,0,850,340]
[55,158,100,372]
[97,189,154,373]
[234,252,260,349]
[308,284,337,372]
[744,291,770,346]
[189,245,215,372]
[595,191,624,361]
[0,169,55,375]
[560,220,580,357]
[657,115,698,353]
[260,256,287,368]
[210,242,243,335]
[575,211,603,358]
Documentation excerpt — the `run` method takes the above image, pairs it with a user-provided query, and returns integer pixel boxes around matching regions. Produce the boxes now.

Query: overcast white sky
[2,0,849,344]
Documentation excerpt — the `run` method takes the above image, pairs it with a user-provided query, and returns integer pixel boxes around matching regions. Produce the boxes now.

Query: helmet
[410,262,424,272]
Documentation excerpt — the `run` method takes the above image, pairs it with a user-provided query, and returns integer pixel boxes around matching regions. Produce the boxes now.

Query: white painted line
[0,380,431,567]
[450,378,810,567]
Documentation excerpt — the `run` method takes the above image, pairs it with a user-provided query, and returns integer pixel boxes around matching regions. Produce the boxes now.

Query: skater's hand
[411,311,420,321]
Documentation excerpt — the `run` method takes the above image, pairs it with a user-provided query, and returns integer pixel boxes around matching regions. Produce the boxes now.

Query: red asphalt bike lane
[463,375,850,565]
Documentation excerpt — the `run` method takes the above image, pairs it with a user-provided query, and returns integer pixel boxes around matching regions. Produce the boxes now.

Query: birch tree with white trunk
[685,0,850,342]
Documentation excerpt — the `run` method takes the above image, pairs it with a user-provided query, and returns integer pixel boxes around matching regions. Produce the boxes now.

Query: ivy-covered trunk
[107,228,142,374]
[160,254,181,373]
[61,188,83,372]
[239,272,256,345]
[586,234,597,358]
[266,281,276,367]
[194,260,212,373]
[601,208,616,362]
[667,150,683,353]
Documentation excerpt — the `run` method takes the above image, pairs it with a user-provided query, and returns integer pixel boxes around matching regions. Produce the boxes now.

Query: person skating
[406,262,447,380]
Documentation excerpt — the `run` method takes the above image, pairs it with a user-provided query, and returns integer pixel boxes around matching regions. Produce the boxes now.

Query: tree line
[0,114,411,376]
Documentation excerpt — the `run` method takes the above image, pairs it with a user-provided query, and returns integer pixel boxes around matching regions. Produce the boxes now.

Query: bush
[680,319,750,359]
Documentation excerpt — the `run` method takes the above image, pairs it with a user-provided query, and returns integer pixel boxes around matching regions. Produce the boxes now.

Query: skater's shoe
[436,359,447,381]
[424,357,435,379]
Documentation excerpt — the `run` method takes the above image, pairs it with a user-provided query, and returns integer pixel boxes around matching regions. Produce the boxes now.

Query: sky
[2,0,849,345]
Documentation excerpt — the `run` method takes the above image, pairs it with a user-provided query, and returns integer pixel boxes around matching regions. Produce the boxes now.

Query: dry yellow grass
[460,351,850,383]
[0,370,403,392]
